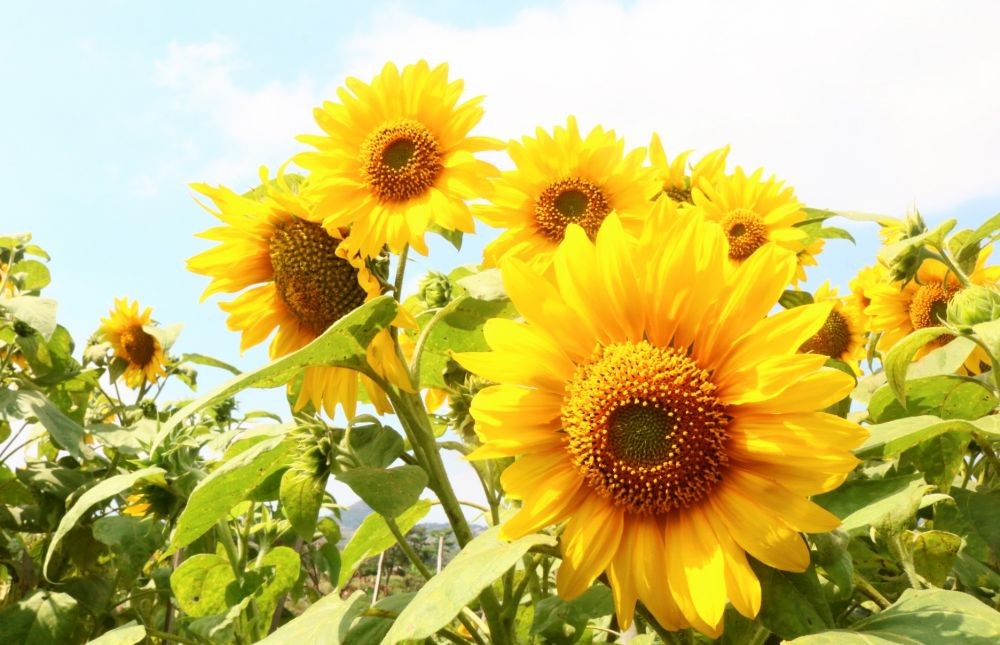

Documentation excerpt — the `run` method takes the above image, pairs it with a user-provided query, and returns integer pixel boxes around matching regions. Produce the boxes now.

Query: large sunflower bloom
[187,170,410,417]
[648,133,729,206]
[100,298,168,388]
[693,167,816,284]
[799,282,866,373]
[867,252,1000,373]
[457,201,865,637]
[477,117,659,274]
[295,61,501,257]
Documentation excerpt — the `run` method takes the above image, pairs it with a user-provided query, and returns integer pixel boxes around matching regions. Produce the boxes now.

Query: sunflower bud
[947,285,1000,326]
[417,271,452,308]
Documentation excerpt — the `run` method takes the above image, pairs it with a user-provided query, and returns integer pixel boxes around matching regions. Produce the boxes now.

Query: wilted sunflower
[100,298,167,388]
[694,167,817,284]
[648,133,729,206]
[799,282,866,372]
[867,252,1000,373]
[477,117,659,274]
[457,200,865,637]
[295,60,501,257]
[187,169,410,417]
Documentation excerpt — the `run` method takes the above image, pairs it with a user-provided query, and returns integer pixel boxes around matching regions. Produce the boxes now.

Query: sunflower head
[188,168,409,418]
[295,61,502,257]
[477,116,659,274]
[123,480,179,519]
[648,133,729,206]
[100,298,167,388]
[798,282,866,371]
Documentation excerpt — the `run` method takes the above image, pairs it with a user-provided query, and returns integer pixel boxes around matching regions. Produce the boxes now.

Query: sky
[4,0,1000,521]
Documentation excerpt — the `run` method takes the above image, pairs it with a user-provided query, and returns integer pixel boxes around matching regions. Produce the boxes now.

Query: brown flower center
[120,326,156,367]
[722,208,769,261]
[800,309,853,359]
[534,178,611,241]
[909,282,957,331]
[665,185,693,204]
[360,119,443,203]
[562,341,730,515]
[269,218,368,335]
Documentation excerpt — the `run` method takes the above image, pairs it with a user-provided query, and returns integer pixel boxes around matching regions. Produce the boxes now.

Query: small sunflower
[477,117,659,274]
[100,298,168,388]
[295,61,501,257]
[848,262,888,330]
[457,200,865,637]
[867,252,1000,373]
[648,133,729,206]
[799,282,866,373]
[187,169,410,418]
[693,167,815,284]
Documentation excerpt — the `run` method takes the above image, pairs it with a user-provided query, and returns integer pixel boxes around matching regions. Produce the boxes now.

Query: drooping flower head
[295,61,501,257]
[187,169,410,417]
[694,167,818,284]
[458,200,865,637]
[648,133,729,206]
[798,282,866,373]
[477,117,659,274]
[100,298,168,388]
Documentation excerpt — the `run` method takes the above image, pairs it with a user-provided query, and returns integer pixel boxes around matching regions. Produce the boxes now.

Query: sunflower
[477,117,659,274]
[295,61,501,258]
[693,167,815,284]
[867,252,1000,373]
[799,282,866,373]
[100,298,168,388]
[648,133,729,206]
[457,200,865,637]
[848,262,888,330]
[187,169,410,418]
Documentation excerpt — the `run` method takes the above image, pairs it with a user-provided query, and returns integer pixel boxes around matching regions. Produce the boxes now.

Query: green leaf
[786,588,1000,644]
[153,295,398,453]
[877,218,956,266]
[751,560,833,640]
[142,322,182,352]
[868,375,997,424]
[170,436,294,551]
[903,529,962,587]
[179,352,241,375]
[779,289,814,309]
[883,326,953,404]
[971,318,1000,360]
[335,465,428,519]
[0,390,92,461]
[858,415,979,459]
[0,296,58,339]
[530,585,613,644]
[170,554,236,617]
[280,468,327,539]
[11,259,51,291]
[344,592,416,645]
[338,500,432,587]
[258,590,368,645]
[427,223,463,251]
[349,420,405,468]
[906,336,978,380]
[43,466,164,580]
[249,546,301,634]
[92,516,166,580]
[0,591,84,645]
[813,473,933,535]
[934,488,1000,563]
[85,621,146,644]
[383,526,558,644]
[909,431,971,491]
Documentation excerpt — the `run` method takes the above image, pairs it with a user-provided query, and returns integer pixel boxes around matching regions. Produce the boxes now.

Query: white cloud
[340,0,1000,216]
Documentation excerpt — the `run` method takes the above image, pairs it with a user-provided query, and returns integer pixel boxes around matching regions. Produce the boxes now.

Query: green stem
[409,296,466,382]
[927,247,972,287]
[386,517,434,580]
[216,520,242,578]
[854,572,892,609]
[746,623,771,645]
[145,628,200,645]
[972,432,1000,478]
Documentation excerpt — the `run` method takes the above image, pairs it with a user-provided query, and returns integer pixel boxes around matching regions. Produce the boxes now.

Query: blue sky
[4,1,1000,517]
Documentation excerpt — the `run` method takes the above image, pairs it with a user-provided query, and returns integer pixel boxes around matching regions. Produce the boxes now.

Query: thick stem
[386,517,434,580]
[854,572,892,609]
[216,520,242,578]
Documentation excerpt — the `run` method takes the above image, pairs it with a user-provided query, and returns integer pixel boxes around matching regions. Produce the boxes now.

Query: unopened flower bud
[947,284,1000,326]
[417,271,452,308]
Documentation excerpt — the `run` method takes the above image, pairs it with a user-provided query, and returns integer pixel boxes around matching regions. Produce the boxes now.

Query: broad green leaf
[170,554,236,617]
[338,499,431,587]
[142,322,182,352]
[786,588,1000,644]
[153,295,397,453]
[427,223,463,251]
[906,336,978,380]
[883,326,952,404]
[0,296,58,339]
[858,415,977,459]
[751,560,833,640]
[955,212,1000,269]
[258,590,368,645]
[867,375,996,424]
[349,420,404,468]
[383,527,557,644]
[935,488,1000,563]
[85,621,146,644]
[345,592,416,645]
[249,546,301,634]
[92,516,166,580]
[0,591,84,644]
[455,268,507,300]
[280,468,327,539]
[43,466,164,580]
[0,389,92,460]
[335,465,427,519]
[530,585,613,644]
[877,218,956,266]
[909,430,971,490]
[171,436,294,550]
[10,259,50,292]
[813,473,932,534]
[179,353,241,375]
[972,318,1000,360]
[779,289,814,309]
[903,530,962,587]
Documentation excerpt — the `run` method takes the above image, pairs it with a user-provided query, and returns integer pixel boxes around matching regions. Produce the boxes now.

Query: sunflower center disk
[800,309,852,359]
[722,208,769,261]
[535,178,611,241]
[562,341,730,515]
[269,218,368,335]
[665,185,693,204]
[120,326,156,366]
[360,119,443,203]
[909,282,957,330]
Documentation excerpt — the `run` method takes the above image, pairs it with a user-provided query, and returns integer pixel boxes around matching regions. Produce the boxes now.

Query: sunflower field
[2,60,1000,644]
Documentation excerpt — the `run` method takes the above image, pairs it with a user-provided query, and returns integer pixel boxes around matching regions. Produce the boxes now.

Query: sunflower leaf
[257,590,368,645]
[882,326,952,404]
[750,559,834,640]
[335,465,428,519]
[338,499,431,587]
[867,375,996,424]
